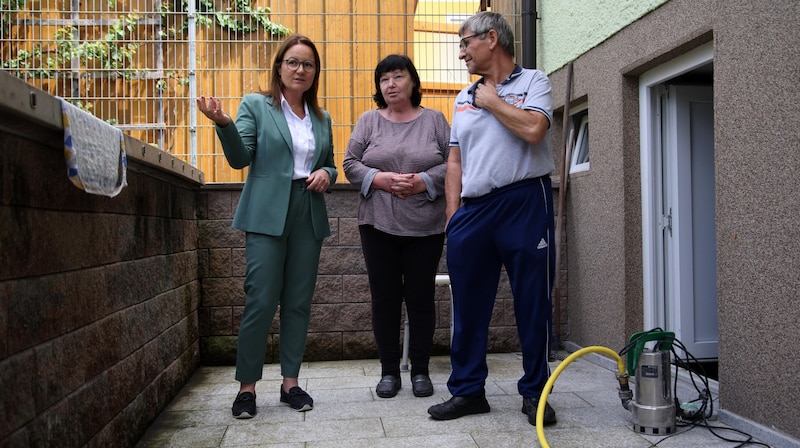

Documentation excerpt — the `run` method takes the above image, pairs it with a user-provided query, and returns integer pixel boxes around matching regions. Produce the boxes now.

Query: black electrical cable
[670,338,713,422]
[617,327,665,358]
[647,418,771,448]
[701,421,772,448]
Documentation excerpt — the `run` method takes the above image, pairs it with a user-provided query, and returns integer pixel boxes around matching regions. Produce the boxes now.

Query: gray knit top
[343,108,450,237]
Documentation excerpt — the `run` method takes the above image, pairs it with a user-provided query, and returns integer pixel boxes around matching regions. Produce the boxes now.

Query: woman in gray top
[344,54,450,399]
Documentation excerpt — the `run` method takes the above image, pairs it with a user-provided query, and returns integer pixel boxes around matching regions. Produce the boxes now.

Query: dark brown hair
[260,34,324,119]
[372,54,422,109]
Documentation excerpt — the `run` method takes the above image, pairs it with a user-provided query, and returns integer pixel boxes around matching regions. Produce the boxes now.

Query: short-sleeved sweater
[343,108,450,237]
[450,66,556,198]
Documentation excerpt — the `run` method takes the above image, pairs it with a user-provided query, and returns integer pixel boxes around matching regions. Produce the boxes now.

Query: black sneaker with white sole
[232,391,256,419]
[280,386,314,411]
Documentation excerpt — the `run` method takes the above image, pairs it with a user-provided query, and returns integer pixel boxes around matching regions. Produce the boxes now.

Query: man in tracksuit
[427,11,557,427]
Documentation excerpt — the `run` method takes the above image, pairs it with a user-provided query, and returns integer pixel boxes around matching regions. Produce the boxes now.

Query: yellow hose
[536,346,627,448]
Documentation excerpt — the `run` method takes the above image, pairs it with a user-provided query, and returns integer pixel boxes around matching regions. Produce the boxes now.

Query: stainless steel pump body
[631,349,676,435]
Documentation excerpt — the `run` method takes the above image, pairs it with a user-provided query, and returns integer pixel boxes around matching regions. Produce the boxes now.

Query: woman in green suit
[197,34,337,419]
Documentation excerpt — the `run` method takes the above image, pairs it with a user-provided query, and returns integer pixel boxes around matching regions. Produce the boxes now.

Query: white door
[640,42,718,360]
[661,84,718,360]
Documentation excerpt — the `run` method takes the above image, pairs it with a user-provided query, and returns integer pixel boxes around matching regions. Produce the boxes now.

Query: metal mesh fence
[1,0,520,182]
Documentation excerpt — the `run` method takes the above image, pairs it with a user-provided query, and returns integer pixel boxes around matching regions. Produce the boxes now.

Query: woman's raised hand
[196,96,231,127]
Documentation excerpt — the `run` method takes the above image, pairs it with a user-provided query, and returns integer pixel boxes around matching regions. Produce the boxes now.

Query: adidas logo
[536,238,548,249]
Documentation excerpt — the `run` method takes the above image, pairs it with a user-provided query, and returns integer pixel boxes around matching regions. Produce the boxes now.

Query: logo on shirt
[455,100,478,113]
[504,93,526,108]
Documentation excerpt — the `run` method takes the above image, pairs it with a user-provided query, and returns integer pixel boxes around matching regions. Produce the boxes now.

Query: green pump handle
[626,330,675,376]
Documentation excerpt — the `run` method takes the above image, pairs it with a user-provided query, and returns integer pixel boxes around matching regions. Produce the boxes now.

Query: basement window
[570,111,589,173]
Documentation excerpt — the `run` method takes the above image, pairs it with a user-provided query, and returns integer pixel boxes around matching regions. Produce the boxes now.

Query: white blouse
[281,94,315,180]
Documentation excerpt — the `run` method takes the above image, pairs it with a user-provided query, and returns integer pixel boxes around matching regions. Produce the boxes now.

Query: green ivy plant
[217,0,290,34]
[159,0,290,38]
[201,0,289,35]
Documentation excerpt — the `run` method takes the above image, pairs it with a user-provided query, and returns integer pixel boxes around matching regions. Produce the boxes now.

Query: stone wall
[196,182,561,365]
[0,74,203,447]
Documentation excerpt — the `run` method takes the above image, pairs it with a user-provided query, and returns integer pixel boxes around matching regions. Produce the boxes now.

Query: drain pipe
[521,0,538,68]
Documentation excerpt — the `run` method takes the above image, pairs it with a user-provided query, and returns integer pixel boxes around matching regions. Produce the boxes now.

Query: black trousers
[359,225,445,377]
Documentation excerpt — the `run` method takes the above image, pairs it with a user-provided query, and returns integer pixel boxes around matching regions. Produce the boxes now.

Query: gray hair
[459,11,515,58]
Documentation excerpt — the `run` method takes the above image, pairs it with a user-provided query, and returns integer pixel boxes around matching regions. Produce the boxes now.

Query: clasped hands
[377,172,420,200]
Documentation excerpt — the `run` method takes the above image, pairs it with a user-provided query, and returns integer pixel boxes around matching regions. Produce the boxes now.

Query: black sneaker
[232,391,256,419]
[522,396,557,426]
[280,386,313,411]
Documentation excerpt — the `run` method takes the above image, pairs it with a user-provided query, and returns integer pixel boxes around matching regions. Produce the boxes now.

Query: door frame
[639,42,714,333]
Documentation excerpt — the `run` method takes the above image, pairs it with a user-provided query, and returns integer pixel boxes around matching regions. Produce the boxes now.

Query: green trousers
[235,182,323,383]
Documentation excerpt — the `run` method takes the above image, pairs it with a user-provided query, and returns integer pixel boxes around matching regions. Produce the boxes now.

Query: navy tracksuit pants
[445,177,555,399]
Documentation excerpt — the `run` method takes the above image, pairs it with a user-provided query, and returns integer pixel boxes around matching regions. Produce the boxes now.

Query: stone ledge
[0,70,205,186]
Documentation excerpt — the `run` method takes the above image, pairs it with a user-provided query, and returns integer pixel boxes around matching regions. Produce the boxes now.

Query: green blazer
[216,93,338,239]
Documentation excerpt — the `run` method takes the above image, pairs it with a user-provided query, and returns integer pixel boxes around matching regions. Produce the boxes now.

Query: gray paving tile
[306,433,478,448]
[309,385,376,405]
[135,424,227,448]
[135,353,769,448]
[518,427,654,448]
[220,418,384,446]
[304,394,438,421]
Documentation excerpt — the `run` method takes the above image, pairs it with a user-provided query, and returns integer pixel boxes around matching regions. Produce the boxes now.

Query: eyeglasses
[459,31,486,50]
[282,58,316,72]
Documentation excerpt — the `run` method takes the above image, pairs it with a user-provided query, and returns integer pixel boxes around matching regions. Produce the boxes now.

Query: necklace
[288,102,305,117]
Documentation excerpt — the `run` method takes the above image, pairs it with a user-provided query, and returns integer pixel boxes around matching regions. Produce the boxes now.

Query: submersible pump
[619,330,676,435]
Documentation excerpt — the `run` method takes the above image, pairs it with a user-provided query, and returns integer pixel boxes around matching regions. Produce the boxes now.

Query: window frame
[569,106,590,174]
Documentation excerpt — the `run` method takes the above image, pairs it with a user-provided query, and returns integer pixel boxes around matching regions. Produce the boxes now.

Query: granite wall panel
[0,119,201,446]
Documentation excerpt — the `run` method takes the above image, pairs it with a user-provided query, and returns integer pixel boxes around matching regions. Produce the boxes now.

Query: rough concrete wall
[713,0,800,441]
[0,98,201,446]
[545,0,716,353]
[196,184,536,364]
[545,0,800,441]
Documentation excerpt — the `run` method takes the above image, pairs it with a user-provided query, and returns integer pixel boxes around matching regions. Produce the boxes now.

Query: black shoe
[376,375,401,398]
[522,396,557,426]
[411,374,434,397]
[280,386,313,411]
[427,391,490,420]
[232,391,256,419]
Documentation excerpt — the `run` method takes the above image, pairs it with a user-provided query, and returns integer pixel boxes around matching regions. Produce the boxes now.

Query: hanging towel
[61,98,127,197]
